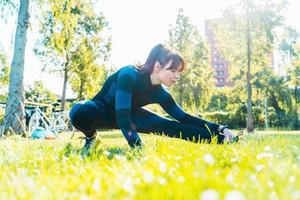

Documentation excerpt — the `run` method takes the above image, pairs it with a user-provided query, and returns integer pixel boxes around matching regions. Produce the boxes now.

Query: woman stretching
[69,44,238,156]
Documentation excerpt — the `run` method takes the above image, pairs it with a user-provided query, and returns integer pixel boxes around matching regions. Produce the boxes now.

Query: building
[205,19,230,88]
[205,18,292,85]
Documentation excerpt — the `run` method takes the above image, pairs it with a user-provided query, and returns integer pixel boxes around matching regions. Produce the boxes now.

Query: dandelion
[249,175,256,181]
[158,177,167,185]
[123,177,134,193]
[80,195,89,200]
[203,153,215,165]
[134,178,141,185]
[92,179,100,191]
[255,164,265,172]
[174,156,182,160]
[53,155,59,161]
[268,180,274,188]
[226,174,234,183]
[103,151,110,156]
[141,157,148,162]
[270,192,278,200]
[264,146,271,152]
[24,177,35,188]
[143,171,154,183]
[224,190,245,200]
[114,155,126,161]
[200,189,220,200]
[159,162,167,173]
[18,168,28,176]
[41,185,48,192]
[256,153,273,159]
[177,176,185,183]
[289,176,295,183]
[193,171,201,178]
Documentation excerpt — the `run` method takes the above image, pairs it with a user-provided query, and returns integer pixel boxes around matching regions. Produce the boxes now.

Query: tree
[286,41,300,128]
[25,80,57,103]
[35,0,111,110]
[69,39,108,100]
[1,0,30,135]
[168,9,193,107]
[168,9,214,113]
[212,0,286,132]
[188,31,214,113]
[281,27,300,104]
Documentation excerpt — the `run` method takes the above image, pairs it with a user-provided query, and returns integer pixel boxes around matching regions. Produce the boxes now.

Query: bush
[200,111,229,125]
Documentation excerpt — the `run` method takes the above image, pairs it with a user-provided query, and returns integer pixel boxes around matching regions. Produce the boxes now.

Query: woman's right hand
[223,128,238,143]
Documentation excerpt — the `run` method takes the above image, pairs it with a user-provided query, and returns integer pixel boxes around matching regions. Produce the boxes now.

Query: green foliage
[1,131,300,199]
[288,43,300,104]
[0,106,4,124]
[35,0,111,102]
[69,39,108,100]
[168,9,214,112]
[168,9,193,107]
[0,51,10,92]
[201,111,230,125]
[203,0,300,129]
[25,80,57,103]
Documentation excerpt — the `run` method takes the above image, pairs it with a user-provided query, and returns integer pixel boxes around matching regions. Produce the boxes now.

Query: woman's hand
[223,128,237,142]
[218,125,238,143]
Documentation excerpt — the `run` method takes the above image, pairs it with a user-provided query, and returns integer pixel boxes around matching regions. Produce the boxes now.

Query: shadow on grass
[266,134,300,138]
[62,142,143,160]
[99,133,124,139]
[239,133,300,144]
[252,133,300,140]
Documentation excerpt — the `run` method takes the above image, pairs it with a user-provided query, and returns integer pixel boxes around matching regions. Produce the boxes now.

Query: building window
[216,64,223,69]
[219,71,224,75]
[218,78,224,83]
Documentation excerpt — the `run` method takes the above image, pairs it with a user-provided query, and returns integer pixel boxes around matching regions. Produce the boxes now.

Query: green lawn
[0,130,300,199]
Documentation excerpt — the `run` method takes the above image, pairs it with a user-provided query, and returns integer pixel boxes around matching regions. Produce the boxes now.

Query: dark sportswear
[69,66,223,148]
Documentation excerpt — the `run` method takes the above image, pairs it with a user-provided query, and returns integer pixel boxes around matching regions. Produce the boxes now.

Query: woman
[70,44,238,156]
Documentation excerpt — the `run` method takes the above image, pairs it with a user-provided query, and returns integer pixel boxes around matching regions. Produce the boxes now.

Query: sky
[0,0,299,98]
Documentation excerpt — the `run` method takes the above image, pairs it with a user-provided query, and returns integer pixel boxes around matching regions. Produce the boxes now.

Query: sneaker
[80,135,96,157]
[228,131,244,143]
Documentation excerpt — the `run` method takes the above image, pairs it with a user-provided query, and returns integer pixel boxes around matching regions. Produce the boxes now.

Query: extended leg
[131,108,221,143]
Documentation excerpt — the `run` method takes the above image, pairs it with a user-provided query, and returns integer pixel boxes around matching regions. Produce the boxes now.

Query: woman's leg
[131,108,223,143]
[69,100,113,138]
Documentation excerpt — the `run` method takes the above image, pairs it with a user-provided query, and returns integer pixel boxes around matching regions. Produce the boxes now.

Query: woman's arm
[115,68,141,148]
[155,86,220,134]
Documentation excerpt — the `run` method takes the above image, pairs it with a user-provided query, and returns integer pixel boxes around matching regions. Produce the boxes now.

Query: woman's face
[157,60,182,87]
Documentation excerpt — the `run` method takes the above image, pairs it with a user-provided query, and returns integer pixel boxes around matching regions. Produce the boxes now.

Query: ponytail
[138,44,185,73]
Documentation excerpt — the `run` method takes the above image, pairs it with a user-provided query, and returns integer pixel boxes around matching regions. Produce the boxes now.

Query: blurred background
[0,0,299,133]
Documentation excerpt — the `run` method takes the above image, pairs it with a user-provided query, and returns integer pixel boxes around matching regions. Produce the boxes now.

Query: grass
[0,130,300,199]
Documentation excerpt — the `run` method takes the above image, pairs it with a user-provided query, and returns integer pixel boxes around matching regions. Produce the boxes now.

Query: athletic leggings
[69,101,224,146]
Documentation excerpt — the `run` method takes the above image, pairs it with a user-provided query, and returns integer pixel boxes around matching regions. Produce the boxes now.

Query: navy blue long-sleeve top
[92,65,220,134]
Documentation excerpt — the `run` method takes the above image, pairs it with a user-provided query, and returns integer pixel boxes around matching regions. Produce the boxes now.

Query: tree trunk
[79,79,84,100]
[246,8,254,133]
[3,0,30,136]
[178,78,183,107]
[193,86,200,112]
[61,66,68,111]
[294,86,298,102]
